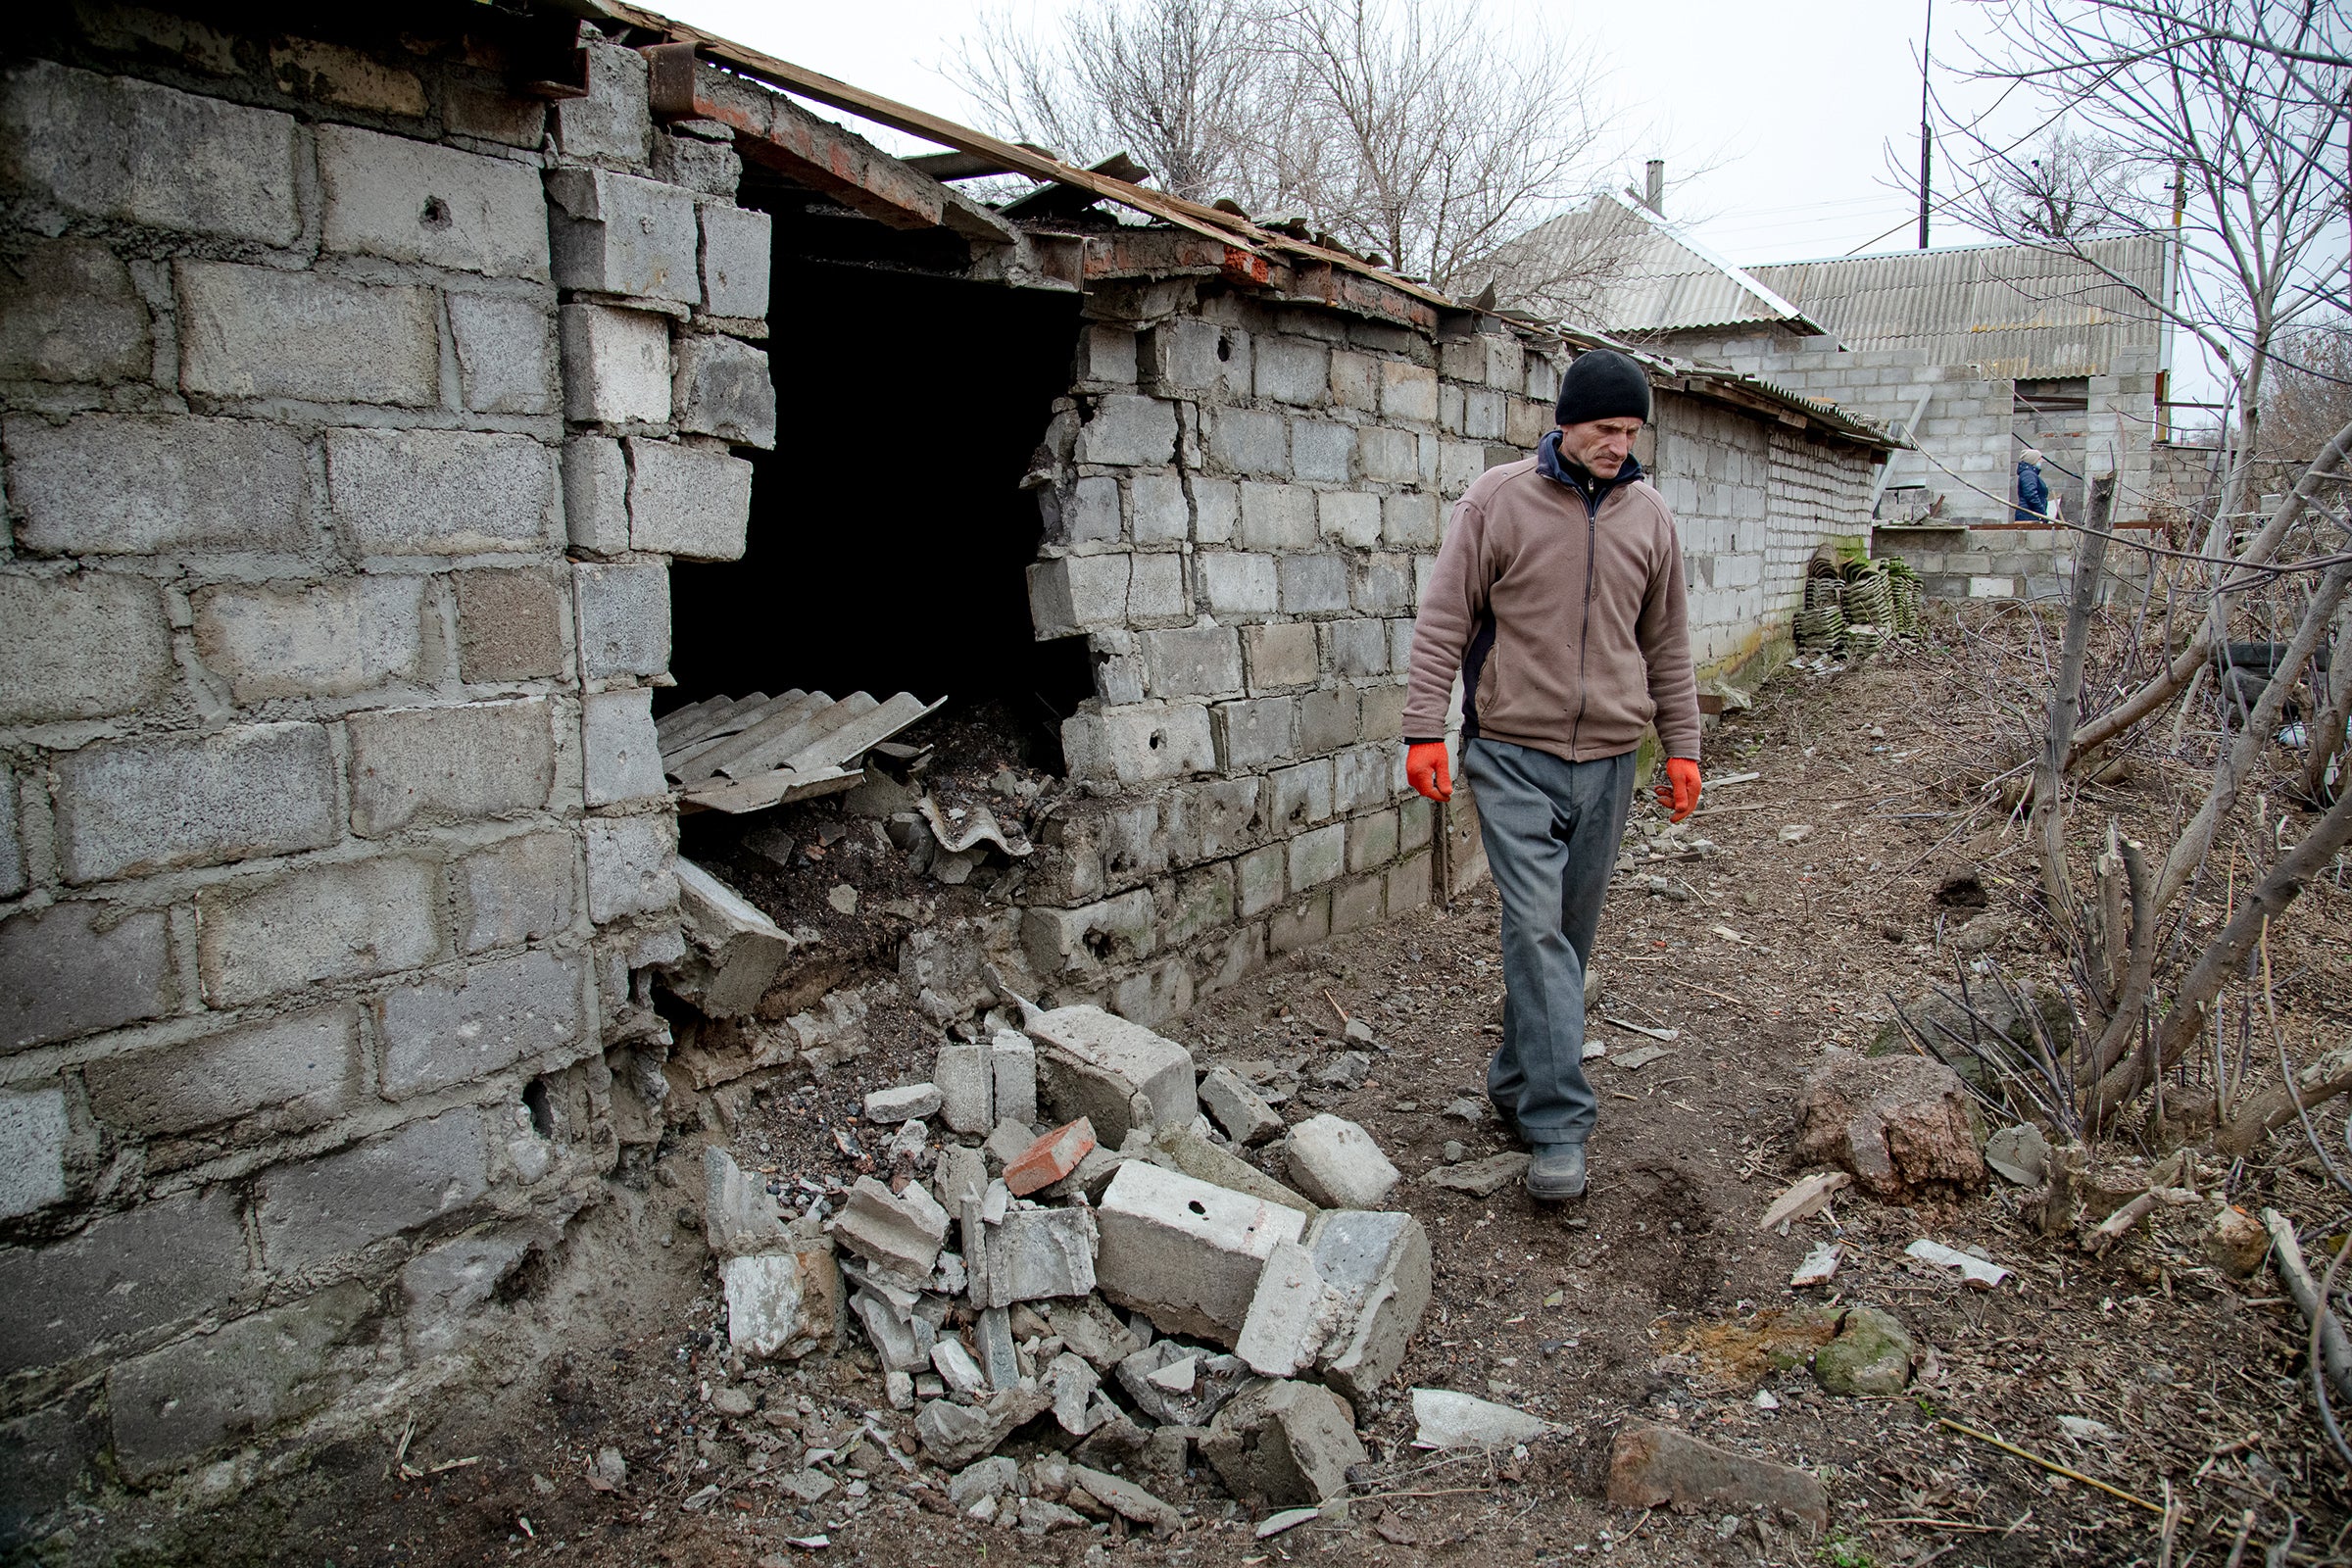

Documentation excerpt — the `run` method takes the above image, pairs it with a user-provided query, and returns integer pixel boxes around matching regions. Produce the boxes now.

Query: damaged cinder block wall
[0,4,772,1504]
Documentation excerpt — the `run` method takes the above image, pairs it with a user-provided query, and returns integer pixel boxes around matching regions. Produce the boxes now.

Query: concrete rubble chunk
[1022,1003,1198,1145]
[985,1118,1036,1167]
[915,1387,1053,1467]
[1308,1208,1434,1401]
[1605,1424,1831,1532]
[1200,1380,1364,1505]
[1412,1388,1552,1449]
[935,1039,994,1136]
[672,859,793,1019]
[977,1304,1020,1391]
[950,1454,1019,1510]
[985,1205,1100,1303]
[1047,1350,1106,1435]
[931,1338,987,1401]
[1284,1115,1399,1209]
[832,1175,949,1280]
[1095,1161,1308,1345]
[851,1286,935,1372]
[1131,1124,1317,1214]
[936,1144,988,1220]
[865,1083,942,1125]
[1068,1464,1182,1532]
[721,1250,840,1360]
[1236,1241,1344,1379]
[992,1030,1039,1126]
[1423,1152,1530,1198]
[1795,1047,1985,1200]
[1045,1297,1144,1371]
[705,1146,787,1257]
[1116,1339,1252,1426]
[1005,1118,1098,1198]
[1200,1065,1285,1146]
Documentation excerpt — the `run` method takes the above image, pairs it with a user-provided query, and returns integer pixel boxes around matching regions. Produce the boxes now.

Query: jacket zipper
[1570,483,1599,758]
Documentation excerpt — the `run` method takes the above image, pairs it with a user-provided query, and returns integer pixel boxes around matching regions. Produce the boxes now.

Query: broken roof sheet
[1746,234,2169,379]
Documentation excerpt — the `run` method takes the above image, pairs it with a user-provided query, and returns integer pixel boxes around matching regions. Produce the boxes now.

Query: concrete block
[1287,822,1345,889]
[1354,555,1413,614]
[317,124,547,278]
[1326,619,1388,678]
[1268,891,1331,955]
[935,1041,994,1135]
[1208,408,1289,476]
[177,263,437,407]
[55,721,336,884]
[833,1174,948,1279]
[1143,626,1242,699]
[1130,472,1189,545]
[1028,555,1131,636]
[545,167,700,304]
[401,1229,535,1358]
[1022,887,1155,977]
[1163,861,1235,947]
[722,1250,838,1360]
[0,570,172,725]
[192,575,426,703]
[1075,395,1179,466]
[1357,425,1420,485]
[1145,316,1223,393]
[574,561,671,681]
[1334,743,1389,810]
[107,1280,375,1480]
[0,1188,249,1377]
[1235,1241,1342,1378]
[447,292,555,416]
[1078,325,1138,385]
[1059,701,1216,786]
[1270,758,1335,829]
[707,1145,788,1257]
[1278,554,1350,613]
[1381,490,1440,549]
[982,1205,1099,1303]
[1347,808,1400,872]
[563,436,632,556]
[87,1005,360,1142]
[1318,490,1381,549]
[6,412,306,557]
[1095,1161,1306,1345]
[376,950,587,1100]
[1212,696,1297,771]
[555,39,651,163]
[0,238,148,384]
[1328,350,1378,412]
[0,771,21,901]
[700,201,772,318]
[1306,1208,1433,1400]
[666,856,787,1015]
[1239,482,1317,550]
[455,568,566,682]
[1463,386,1505,440]
[1129,552,1187,620]
[1284,1115,1397,1208]
[1200,1377,1364,1505]
[0,902,172,1052]
[584,814,677,923]
[993,1031,1039,1126]
[349,699,554,837]
[1254,337,1328,404]
[325,427,557,556]
[1243,621,1319,689]
[255,1108,487,1270]
[1193,552,1278,616]
[1332,872,1385,933]
[1237,844,1286,916]
[1191,478,1239,544]
[624,437,753,562]
[1026,1004,1197,1143]
[582,687,667,807]
[1382,361,1439,423]
[1298,686,1358,756]
[198,856,442,1006]
[1055,476,1120,548]
[0,60,299,245]
[0,1087,68,1220]
[559,303,671,425]
[1438,439,1486,496]
[672,331,776,448]
[1291,420,1354,485]
[457,831,576,953]
[1200,1065,1283,1146]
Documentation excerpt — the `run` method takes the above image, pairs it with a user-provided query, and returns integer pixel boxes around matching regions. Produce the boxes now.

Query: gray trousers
[1461,738,1636,1148]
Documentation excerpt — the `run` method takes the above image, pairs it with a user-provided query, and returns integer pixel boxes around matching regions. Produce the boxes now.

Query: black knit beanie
[1554,348,1651,426]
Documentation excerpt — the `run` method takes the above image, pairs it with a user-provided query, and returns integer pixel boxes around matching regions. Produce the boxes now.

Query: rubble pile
[697,995,1439,1535]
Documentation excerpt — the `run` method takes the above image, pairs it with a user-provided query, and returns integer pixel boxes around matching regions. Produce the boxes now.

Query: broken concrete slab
[1410,1388,1551,1450]
[1115,1339,1252,1426]
[949,1453,1019,1510]
[992,1029,1038,1126]
[1095,1160,1308,1344]
[935,1143,987,1220]
[1422,1152,1529,1198]
[704,1145,786,1258]
[864,1082,943,1124]
[832,1175,948,1280]
[976,1303,1020,1391]
[1605,1424,1830,1531]
[1045,1296,1144,1372]
[1004,1117,1097,1197]
[1132,1124,1317,1214]
[1283,1114,1398,1209]
[931,1337,987,1400]
[1201,1379,1364,1504]
[1789,1241,1842,1289]
[1235,1240,1343,1379]
[670,858,793,1018]
[984,1118,1036,1167]
[720,1249,839,1360]
[914,1386,1053,1468]
[935,1039,993,1135]
[1200,1064,1284,1146]
[1023,1003,1198,1145]
[850,1284,936,1372]
[1046,1350,1105,1435]
[1984,1122,2052,1186]
[1069,1463,1181,1532]
[1305,1208,1431,1402]
[981,1204,1099,1304]
[1757,1170,1850,1231]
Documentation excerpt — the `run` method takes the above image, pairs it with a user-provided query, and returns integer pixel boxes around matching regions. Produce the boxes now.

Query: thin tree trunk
[2221,1046,2352,1155]
[2035,475,2117,933]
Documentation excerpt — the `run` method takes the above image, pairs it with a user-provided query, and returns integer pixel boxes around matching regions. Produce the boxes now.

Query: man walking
[1401,348,1701,1201]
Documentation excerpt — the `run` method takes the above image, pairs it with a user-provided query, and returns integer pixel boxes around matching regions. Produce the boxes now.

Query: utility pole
[1918,0,1934,249]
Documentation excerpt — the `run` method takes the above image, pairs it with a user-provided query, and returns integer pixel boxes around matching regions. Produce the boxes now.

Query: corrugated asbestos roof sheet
[1745,234,2168,378]
[1504,194,1827,335]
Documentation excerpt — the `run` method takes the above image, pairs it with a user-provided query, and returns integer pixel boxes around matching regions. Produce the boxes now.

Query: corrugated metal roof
[1746,235,2168,378]
[1501,194,1827,335]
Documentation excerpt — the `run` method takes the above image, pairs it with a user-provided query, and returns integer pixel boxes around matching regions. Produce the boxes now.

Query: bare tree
[1984,125,2139,240]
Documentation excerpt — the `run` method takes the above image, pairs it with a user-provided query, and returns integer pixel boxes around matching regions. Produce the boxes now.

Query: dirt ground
[56,607,2352,1568]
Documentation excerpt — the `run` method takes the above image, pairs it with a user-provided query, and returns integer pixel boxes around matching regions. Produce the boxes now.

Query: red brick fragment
[1004,1117,1097,1197]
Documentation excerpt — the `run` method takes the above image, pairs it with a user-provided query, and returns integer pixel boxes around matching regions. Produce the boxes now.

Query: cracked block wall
[0,11,770,1500]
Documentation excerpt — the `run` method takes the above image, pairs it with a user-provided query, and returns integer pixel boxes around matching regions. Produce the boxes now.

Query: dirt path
[102,634,2352,1568]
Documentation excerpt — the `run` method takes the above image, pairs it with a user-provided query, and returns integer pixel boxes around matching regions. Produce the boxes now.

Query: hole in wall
[1216,333,1234,363]
[419,195,452,229]
[522,1077,557,1139]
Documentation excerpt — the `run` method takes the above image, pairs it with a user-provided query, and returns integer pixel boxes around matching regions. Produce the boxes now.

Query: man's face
[1558,416,1644,478]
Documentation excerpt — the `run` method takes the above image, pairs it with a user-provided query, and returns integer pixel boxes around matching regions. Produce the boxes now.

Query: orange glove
[1655,757,1701,822]
[1406,741,1452,803]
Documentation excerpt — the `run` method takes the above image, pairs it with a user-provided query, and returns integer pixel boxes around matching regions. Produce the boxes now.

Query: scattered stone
[827,883,858,914]
[721,1250,841,1360]
[1046,1297,1144,1371]
[1984,1123,2052,1186]
[1441,1140,1466,1163]
[706,1146,788,1257]
[1047,1351,1106,1435]
[1201,1380,1364,1504]
[1441,1097,1489,1124]
[992,1030,1039,1126]
[1131,1123,1317,1213]
[935,1040,994,1136]
[1004,1117,1098,1197]
[1115,1339,1252,1425]
[1607,1424,1829,1530]
[1017,1496,1090,1532]
[1409,1388,1551,1449]
[1095,1161,1307,1344]
[1071,1414,1151,1470]
[975,1204,1099,1304]
[885,1370,914,1409]
[914,1387,1054,1467]
[886,1118,931,1169]
[1904,1238,2011,1288]
[1022,1003,1199,1145]
[1257,1507,1322,1538]
[864,1082,942,1125]
[1811,1306,1913,1395]
[950,1454,1019,1510]
[591,1447,627,1491]
[1611,1044,1671,1071]
[832,1175,949,1280]
[1756,1171,1850,1231]
[931,1337,987,1400]
[1794,1048,1985,1199]
[1284,1115,1399,1208]
[1344,1016,1376,1046]
[1789,1242,1842,1289]
[778,1469,836,1503]
[1068,1464,1180,1532]
[710,1385,755,1417]
[1423,1152,1529,1198]
[1777,823,1812,844]
[1200,1064,1285,1146]
[2206,1205,2270,1278]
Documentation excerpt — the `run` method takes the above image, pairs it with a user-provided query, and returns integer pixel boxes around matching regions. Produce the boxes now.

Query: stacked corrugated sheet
[657,689,943,814]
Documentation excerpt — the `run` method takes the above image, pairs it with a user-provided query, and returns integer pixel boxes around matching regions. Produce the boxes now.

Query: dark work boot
[1525,1142,1587,1201]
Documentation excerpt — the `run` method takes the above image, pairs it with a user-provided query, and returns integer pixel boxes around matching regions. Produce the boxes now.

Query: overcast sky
[663,0,2003,269]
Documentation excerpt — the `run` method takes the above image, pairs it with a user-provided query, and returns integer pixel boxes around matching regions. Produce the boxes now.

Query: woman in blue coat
[2015,448,2051,520]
